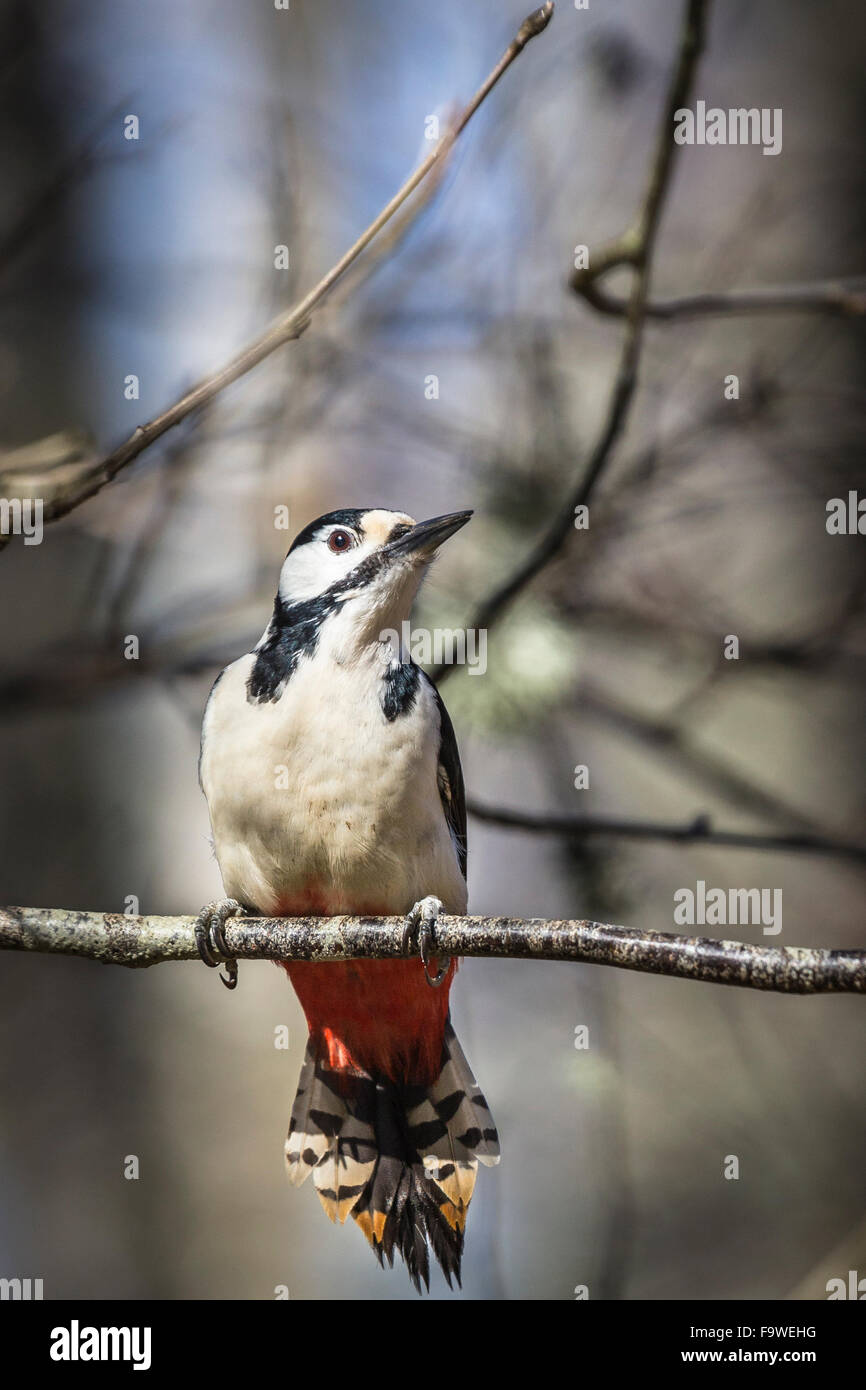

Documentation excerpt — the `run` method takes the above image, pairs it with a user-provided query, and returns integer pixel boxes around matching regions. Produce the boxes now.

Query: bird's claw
[403,896,450,988]
[195,899,243,990]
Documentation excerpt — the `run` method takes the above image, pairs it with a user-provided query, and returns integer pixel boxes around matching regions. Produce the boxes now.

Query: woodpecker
[197,507,499,1291]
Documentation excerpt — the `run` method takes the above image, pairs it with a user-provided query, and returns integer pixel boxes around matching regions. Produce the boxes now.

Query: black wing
[421,672,467,881]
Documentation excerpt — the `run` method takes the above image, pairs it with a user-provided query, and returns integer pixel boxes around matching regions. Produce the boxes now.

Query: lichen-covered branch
[1,905,863,995]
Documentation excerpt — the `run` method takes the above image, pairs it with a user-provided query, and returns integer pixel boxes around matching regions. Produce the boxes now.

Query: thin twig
[1,905,862,994]
[572,276,866,321]
[433,0,709,682]
[467,800,866,864]
[0,3,554,549]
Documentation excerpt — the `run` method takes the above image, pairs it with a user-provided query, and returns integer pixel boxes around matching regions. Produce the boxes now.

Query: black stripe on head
[248,535,392,704]
[286,509,372,556]
[247,587,345,703]
[247,509,419,705]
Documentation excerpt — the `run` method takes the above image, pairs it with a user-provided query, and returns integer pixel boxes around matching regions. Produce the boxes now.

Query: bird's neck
[252,586,417,692]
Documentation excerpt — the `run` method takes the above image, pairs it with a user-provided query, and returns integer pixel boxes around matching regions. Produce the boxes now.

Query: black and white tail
[284,1021,499,1291]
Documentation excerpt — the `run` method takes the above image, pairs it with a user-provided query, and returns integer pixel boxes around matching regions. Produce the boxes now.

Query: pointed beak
[384,510,473,561]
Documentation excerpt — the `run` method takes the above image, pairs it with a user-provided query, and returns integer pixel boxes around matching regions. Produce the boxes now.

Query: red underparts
[277,893,456,1084]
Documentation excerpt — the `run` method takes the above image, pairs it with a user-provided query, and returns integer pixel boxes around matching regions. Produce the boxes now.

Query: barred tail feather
[284,1020,499,1292]
[285,1043,378,1221]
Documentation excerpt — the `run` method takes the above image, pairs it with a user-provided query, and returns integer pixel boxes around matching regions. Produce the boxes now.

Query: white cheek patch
[278,531,367,606]
[276,511,416,609]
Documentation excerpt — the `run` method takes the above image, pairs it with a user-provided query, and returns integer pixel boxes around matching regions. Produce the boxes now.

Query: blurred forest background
[0,0,864,1300]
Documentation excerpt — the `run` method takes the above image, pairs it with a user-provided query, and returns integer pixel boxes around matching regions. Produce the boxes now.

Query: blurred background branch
[466,800,866,863]
[0,1,554,548]
[572,273,866,321]
[432,0,710,679]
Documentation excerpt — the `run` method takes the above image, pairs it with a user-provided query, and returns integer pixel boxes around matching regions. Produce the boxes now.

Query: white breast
[200,648,467,918]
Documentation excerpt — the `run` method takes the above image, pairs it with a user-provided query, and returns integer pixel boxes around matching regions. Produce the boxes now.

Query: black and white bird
[197,508,499,1291]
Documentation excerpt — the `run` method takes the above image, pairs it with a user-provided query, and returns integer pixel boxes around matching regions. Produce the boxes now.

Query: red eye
[327,529,353,554]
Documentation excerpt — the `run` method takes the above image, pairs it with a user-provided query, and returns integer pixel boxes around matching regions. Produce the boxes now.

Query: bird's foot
[403,895,451,988]
[195,899,243,990]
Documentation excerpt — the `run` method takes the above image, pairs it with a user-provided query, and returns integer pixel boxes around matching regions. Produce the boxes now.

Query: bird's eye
[327,529,354,554]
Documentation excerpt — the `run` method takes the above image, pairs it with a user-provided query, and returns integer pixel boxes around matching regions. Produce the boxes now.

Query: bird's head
[259,508,472,675]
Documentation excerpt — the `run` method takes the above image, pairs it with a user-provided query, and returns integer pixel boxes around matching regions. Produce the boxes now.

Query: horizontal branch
[467,800,866,864]
[2,906,863,994]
